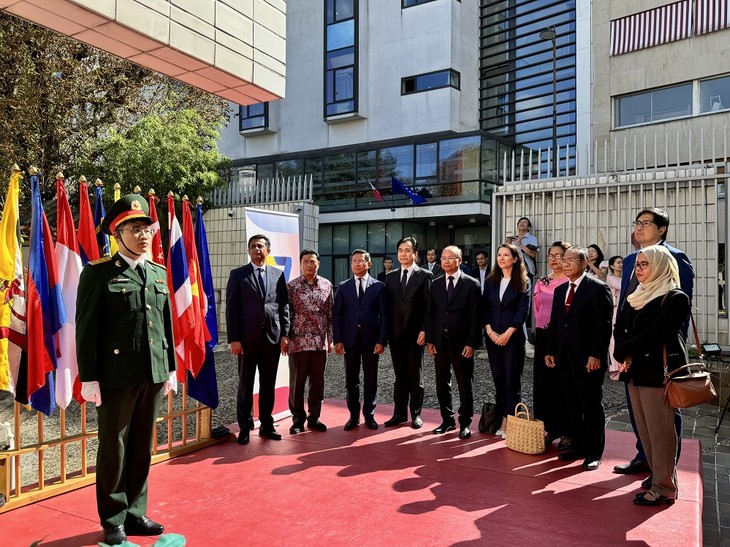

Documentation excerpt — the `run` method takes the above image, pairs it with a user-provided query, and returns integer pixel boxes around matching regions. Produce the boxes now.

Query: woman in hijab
[613,245,690,506]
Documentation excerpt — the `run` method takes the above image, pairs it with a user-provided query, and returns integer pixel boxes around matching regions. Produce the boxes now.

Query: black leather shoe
[558,449,585,461]
[459,426,471,439]
[308,420,327,432]
[344,418,359,431]
[259,428,282,440]
[103,525,127,545]
[582,458,601,471]
[613,458,650,474]
[432,422,456,434]
[124,515,164,536]
[237,430,250,445]
[246,419,256,431]
[633,491,675,506]
[384,415,407,427]
[641,475,653,490]
[289,422,304,434]
[365,418,379,430]
[557,438,572,451]
[412,416,423,429]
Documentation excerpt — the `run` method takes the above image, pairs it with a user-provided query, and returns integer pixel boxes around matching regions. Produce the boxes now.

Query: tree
[76,108,231,203]
[0,11,230,205]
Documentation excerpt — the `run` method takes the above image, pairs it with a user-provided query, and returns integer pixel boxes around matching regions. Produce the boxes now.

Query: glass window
[615,84,691,127]
[258,163,274,180]
[325,3,357,117]
[305,157,324,193]
[385,221,404,254]
[239,103,267,130]
[415,143,438,184]
[700,75,730,113]
[378,145,414,185]
[403,0,437,7]
[326,46,354,70]
[327,20,355,51]
[333,224,350,254]
[327,0,354,24]
[350,223,367,249]
[402,69,460,95]
[439,136,481,182]
[324,153,356,192]
[275,160,303,179]
[319,225,333,254]
[368,222,386,254]
[357,150,377,184]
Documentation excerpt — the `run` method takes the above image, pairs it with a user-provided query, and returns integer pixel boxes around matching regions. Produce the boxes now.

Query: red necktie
[564,282,576,315]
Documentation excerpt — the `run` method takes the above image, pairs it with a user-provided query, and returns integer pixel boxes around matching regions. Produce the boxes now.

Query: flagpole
[360,175,395,212]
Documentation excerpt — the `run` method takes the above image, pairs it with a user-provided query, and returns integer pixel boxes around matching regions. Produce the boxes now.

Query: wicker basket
[505,402,545,455]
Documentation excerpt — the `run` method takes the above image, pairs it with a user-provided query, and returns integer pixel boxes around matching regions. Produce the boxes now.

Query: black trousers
[434,333,474,427]
[288,350,326,425]
[389,338,425,419]
[96,382,163,527]
[486,334,525,418]
[532,327,570,436]
[562,364,606,460]
[237,338,280,430]
[344,333,380,420]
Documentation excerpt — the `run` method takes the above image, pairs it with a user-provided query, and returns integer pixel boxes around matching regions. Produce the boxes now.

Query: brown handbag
[663,314,717,408]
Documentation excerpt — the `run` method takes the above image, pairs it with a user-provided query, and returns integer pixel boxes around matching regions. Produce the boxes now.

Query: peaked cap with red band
[101,193,154,235]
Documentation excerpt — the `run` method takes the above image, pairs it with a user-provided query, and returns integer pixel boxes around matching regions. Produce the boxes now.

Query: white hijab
[626,245,680,310]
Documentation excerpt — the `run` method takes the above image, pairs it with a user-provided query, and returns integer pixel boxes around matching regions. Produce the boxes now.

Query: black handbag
[478,402,500,434]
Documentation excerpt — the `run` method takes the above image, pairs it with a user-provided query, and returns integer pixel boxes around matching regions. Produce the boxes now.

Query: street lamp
[539,26,558,177]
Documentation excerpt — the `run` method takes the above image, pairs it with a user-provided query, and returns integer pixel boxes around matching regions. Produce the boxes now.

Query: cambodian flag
[187,200,219,408]
[77,178,100,266]
[93,182,110,257]
[55,176,84,408]
[166,194,194,379]
[24,172,66,415]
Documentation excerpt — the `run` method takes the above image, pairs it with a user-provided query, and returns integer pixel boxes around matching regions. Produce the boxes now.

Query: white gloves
[81,381,102,407]
[163,371,178,396]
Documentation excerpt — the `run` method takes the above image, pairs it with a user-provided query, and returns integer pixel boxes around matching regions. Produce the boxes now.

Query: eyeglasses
[351,259,368,265]
[633,220,655,228]
[561,257,582,264]
[635,261,650,271]
[440,256,459,262]
[120,227,154,237]
[547,253,564,260]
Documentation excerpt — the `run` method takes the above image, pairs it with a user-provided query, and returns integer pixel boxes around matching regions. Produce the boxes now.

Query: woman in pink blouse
[533,240,572,449]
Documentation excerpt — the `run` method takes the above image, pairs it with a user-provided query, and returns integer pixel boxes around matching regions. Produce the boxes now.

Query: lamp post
[539,26,558,177]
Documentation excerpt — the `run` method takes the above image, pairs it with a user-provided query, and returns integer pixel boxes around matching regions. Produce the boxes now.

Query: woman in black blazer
[483,243,530,437]
[614,245,690,506]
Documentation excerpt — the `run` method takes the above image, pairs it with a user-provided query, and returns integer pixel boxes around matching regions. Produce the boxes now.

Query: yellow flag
[0,169,24,394]
[109,183,121,255]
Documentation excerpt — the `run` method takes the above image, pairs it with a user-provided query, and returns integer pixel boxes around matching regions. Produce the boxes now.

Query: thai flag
[93,183,110,257]
[186,200,219,408]
[25,172,66,415]
[77,179,100,265]
[54,177,84,408]
[166,194,194,379]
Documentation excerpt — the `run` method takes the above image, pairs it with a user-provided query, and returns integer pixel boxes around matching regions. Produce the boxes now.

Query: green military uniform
[76,195,176,530]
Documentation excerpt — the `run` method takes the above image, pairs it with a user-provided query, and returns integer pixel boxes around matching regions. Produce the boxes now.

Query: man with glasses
[613,208,694,479]
[545,247,613,471]
[226,234,290,445]
[426,246,482,439]
[334,250,388,431]
[77,194,176,545]
[383,237,433,429]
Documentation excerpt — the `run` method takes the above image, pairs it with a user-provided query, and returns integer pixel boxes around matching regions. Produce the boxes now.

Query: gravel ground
[210,345,628,430]
[0,346,628,491]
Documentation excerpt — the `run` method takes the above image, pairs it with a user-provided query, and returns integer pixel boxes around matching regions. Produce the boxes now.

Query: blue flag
[186,202,219,409]
[93,184,110,256]
[391,176,427,205]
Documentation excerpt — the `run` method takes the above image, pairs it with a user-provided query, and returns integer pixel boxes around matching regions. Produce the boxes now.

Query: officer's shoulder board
[89,256,112,266]
[148,261,167,271]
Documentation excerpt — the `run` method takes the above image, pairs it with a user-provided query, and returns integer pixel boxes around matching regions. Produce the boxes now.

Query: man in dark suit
[377,256,394,282]
[425,248,443,277]
[426,245,482,439]
[384,237,433,429]
[546,246,613,471]
[77,194,176,545]
[226,234,290,444]
[614,207,694,477]
[334,249,388,430]
[470,250,490,294]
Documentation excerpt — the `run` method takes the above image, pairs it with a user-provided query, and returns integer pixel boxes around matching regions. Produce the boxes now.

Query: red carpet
[0,400,702,546]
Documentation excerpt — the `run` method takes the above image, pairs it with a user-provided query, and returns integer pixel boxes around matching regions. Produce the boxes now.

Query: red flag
[55,176,84,407]
[77,178,100,266]
[181,198,210,378]
[147,190,165,266]
[368,181,384,202]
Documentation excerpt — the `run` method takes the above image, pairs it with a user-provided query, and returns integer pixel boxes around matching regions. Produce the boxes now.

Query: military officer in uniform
[76,194,176,545]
